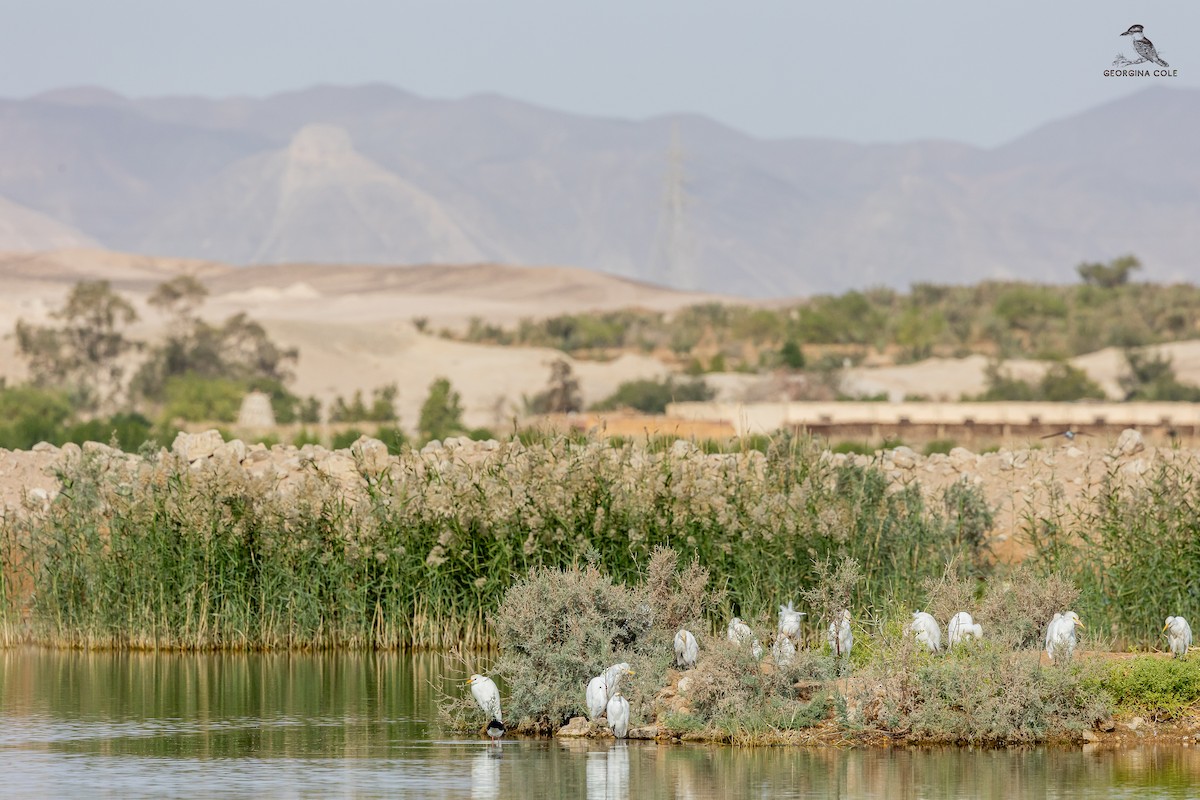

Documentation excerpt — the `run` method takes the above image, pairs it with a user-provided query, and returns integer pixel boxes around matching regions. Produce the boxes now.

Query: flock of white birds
[464,611,1193,741]
[720,603,856,669]
[586,662,636,738]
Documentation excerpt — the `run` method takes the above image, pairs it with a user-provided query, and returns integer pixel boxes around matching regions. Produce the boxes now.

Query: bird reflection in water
[586,743,630,800]
[470,745,503,800]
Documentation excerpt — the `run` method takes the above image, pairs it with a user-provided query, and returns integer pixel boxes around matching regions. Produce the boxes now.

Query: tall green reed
[1028,457,1200,648]
[0,434,993,650]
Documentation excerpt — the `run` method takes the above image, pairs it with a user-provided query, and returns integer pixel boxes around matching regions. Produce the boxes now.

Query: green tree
[974,361,1036,401]
[418,377,465,441]
[0,385,74,449]
[1077,255,1142,289]
[1120,349,1200,401]
[162,375,245,423]
[330,385,399,423]
[134,278,302,420]
[591,377,714,414]
[779,340,806,370]
[299,396,322,424]
[527,359,582,414]
[1037,363,1106,402]
[331,390,369,423]
[975,360,1104,402]
[895,308,946,361]
[369,384,399,422]
[15,280,139,410]
[148,275,208,329]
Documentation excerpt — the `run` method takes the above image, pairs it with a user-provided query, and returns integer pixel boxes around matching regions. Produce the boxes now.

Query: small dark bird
[1121,24,1169,67]
[486,718,506,742]
[1041,430,1088,442]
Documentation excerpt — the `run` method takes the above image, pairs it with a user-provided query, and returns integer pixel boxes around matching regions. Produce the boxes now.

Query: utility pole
[650,122,696,290]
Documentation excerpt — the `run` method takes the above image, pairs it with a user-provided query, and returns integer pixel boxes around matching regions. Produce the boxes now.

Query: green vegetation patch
[1095,657,1200,721]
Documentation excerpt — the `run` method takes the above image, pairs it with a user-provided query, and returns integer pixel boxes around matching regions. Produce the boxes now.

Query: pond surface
[0,648,1197,799]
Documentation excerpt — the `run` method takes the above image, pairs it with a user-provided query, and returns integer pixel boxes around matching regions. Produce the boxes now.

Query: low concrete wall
[666,401,1200,440]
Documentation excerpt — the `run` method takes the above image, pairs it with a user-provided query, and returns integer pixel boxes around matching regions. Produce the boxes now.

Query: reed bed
[1028,455,1200,649]
[0,434,992,650]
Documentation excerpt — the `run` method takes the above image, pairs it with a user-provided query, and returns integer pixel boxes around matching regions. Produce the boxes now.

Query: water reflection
[585,742,630,800]
[0,648,1196,798]
[470,746,502,799]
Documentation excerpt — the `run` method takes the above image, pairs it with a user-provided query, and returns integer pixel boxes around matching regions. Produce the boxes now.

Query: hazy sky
[2,0,1198,146]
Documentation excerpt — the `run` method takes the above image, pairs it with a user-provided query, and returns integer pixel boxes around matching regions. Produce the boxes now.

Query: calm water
[0,648,1198,799]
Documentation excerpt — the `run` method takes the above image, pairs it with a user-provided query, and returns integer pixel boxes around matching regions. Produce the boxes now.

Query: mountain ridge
[2,84,1196,295]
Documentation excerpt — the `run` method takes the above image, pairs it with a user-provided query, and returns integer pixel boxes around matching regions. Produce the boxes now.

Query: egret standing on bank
[910,611,942,653]
[771,634,796,666]
[947,611,983,648]
[828,609,853,658]
[1164,616,1192,659]
[466,674,505,740]
[727,617,763,658]
[674,629,699,669]
[778,602,805,639]
[607,692,630,739]
[1045,611,1085,662]
[586,662,635,721]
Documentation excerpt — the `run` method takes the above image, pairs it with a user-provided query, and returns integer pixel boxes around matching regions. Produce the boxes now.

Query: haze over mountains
[0,84,1196,296]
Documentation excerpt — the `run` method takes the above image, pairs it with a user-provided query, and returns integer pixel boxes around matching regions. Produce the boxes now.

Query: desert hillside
[5,248,1200,433]
[0,249,727,427]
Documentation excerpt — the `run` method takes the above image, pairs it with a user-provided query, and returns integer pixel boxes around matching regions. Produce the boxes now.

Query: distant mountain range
[0,84,1197,296]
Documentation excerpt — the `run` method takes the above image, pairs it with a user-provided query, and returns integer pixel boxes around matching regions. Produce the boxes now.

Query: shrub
[0,385,74,449]
[63,412,155,451]
[799,557,862,648]
[1096,657,1200,721]
[291,429,321,447]
[977,564,1079,651]
[850,616,1108,744]
[418,377,464,441]
[162,374,244,422]
[591,377,713,414]
[906,644,1108,743]
[923,439,957,456]
[490,548,713,731]
[331,428,366,450]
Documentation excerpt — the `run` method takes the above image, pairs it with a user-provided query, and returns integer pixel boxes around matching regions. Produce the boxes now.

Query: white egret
[607,692,630,739]
[947,611,983,648]
[586,675,608,720]
[674,629,699,669]
[466,674,502,723]
[1164,616,1192,659]
[910,611,942,653]
[828,609,853,658]
[727,617,763,658]
[778,602,806,639]
[586,662,635,720]
[771,634,796,666]
[1045,611,1085,662]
